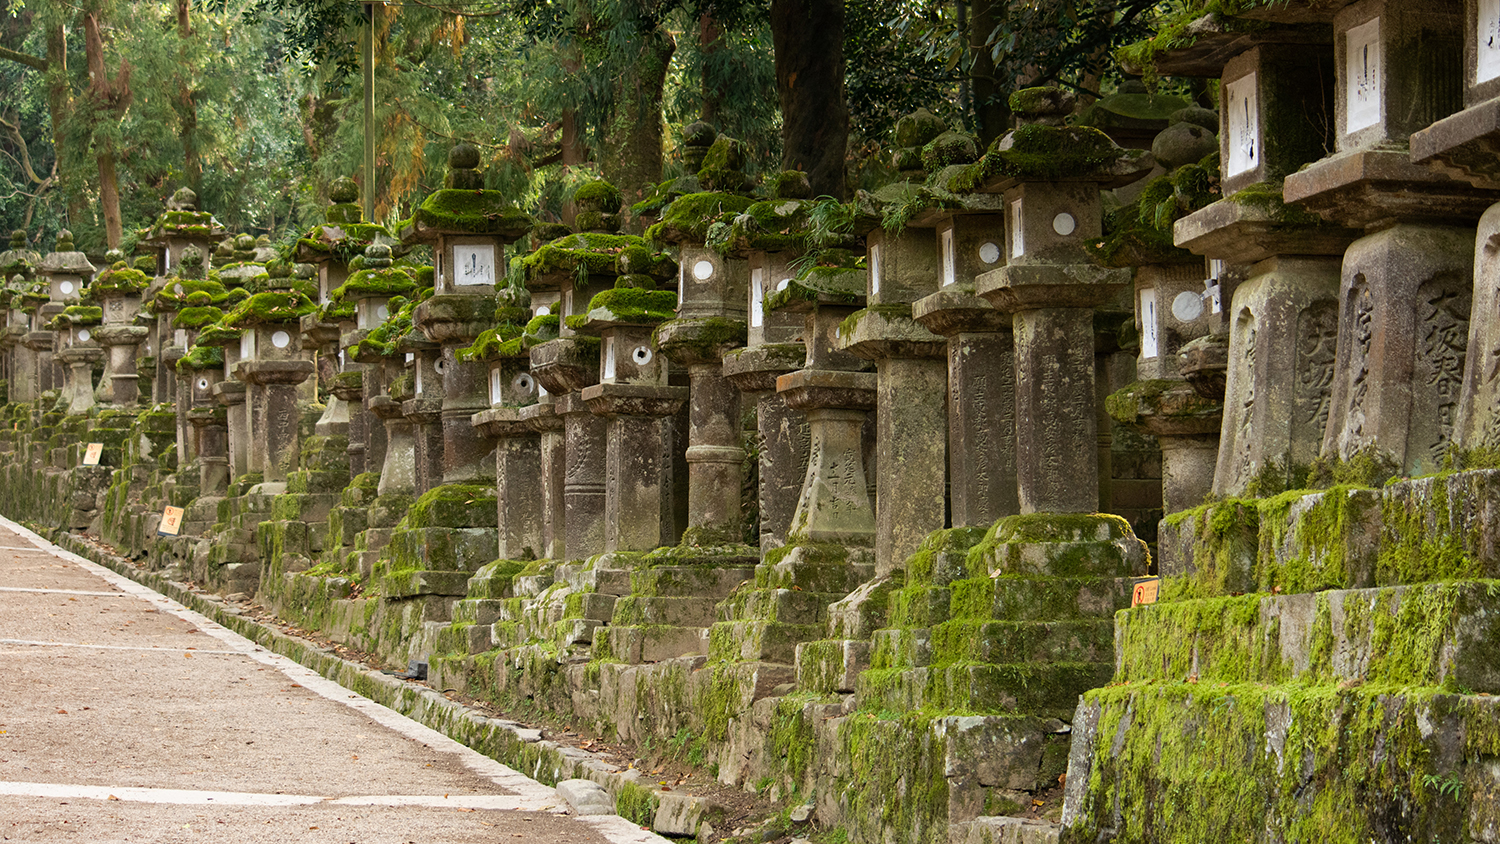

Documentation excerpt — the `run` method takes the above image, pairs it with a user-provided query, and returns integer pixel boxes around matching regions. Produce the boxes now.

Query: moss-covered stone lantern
[224,271,317,490]
[575,282,686,554]
[406,143,532,490]
[467,285,544,560]
[89,256,152,406]
[49,303,102,415]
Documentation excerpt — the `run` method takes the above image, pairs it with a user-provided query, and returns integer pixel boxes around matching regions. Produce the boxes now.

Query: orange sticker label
[158,506,185,537]
[82,443,104,466]
[1131,577,1160,607]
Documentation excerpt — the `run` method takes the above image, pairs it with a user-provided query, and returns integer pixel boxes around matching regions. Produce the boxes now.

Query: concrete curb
[20,521,677,844]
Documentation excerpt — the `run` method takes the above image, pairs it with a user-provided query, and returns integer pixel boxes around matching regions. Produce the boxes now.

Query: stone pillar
[724,343,809,554]
[212,380,249,479]
[520,401,566,560]
[331,370,367,475]
[94,325,147,405]
[402,342,444,495]
[240,360,315,485]
[56,346,100,415]
[473,338,544,560]
[656,243,750,545]
[914,289,1019,526]
[558,392,608,559]
[189,406,230,495]
[413,295,497,485]
[369,395,416,496]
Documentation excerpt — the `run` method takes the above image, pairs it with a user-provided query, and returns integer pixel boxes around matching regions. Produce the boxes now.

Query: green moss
[224,290,316,328]
[456,323,526,362]
[1105,379,1222,425]
[572,180,622,212]
[413,189,532,235]
[1114,0,1274,82]
[764,265,865,312]
[176,344,224,372]
[981,123,1124,182]
[60,305,102,325]
[1228,180,1329,226]
[90,265,150,295]
[332,266,419,300]
[614,781,658,826]
[523,232,643,280]
[645,192,756,243]
[172,306,223,330]
[400,483,496,530]
[582,286,678,325]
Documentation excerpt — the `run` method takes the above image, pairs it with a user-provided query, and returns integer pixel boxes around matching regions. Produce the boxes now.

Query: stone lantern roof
[38,230,96,278]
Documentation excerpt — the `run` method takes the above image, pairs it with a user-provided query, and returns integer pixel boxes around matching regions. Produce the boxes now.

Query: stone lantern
[138,190,227,402]
[516,304,566,562]
[1412,0,1500,456]
[469,285,544,561]
[88,256,151,406]
[36,230,96,401]
[227,277,317,490]
[179,340,229,495]
[50,304,102,415]
[196,314,249,480]
[348,293,420,548]
[973,88,1152,516]
[1282,0,1487,479]
[0,230,39,392]
[577,282,688,554]
[404,143,531,489]
[719,186,818,556]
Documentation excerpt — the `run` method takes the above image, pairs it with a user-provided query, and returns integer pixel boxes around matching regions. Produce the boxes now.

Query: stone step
[450,597,522,626]
[602,624,707,663]
[381,569,471,599]
[1115,581,1500,692]
[888,585,953,628]
[856,662,1114,720]
[981,575,1135,621]
[717,587,831,626]
[795,638,871,694]
[949,817,1060,844]
[629,564,757,598]
[385,526,498,573]
[924,619,1116,667]
[708,619,826,664]
[970,515,1148,579]
[611,595,717,627]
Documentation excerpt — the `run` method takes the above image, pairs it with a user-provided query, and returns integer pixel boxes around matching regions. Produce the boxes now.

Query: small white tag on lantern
[158,505,185,537]
[1140,287,1160,359]
[1345,17,1382,133]
[1010,199,1025,257]
[940,227,956,287]
[750,268,765,328]
[869,243,882,296]
[603,336,617,380]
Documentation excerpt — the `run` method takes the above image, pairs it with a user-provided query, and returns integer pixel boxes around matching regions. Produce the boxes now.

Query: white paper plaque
[940,227,956,287]
[1481,0,1500,83]
[1010,199,1025,257]
[750,268,765,328]
[1346,17,1382,134]
[1225,74,1260,177]
[453,244,496,286]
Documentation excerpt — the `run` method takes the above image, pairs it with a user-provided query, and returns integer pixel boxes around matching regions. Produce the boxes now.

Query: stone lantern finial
[363,243,393,269]
[1011,86,1077,126]
[55,229,75,252]
[177,245,206,280]
[168,187,199,212]
[445,142,484,190]
[330,176,360,205]
[8,230,26,250]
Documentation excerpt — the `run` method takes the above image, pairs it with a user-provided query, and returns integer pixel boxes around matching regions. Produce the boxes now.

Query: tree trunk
[601,18,675,206]
[699,12,723,125]
[176,0,201,191]
[84,10,124,249]
[772,0,848,199]
[970,0,1010,146]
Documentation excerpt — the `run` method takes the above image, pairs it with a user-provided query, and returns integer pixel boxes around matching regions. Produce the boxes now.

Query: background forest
[0,0,1177,254]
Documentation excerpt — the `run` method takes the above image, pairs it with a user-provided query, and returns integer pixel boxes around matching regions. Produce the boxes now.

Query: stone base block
[385,526,498,573]
[603,625,707,663]
[949,817,1060,844]
[795,638,870,694]
[381,569,472,599]
[972,514,1148,579]
[856,662,1113,720]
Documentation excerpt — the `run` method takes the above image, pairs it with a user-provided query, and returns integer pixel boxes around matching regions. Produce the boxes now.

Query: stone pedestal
[56,346,100,415]
[1320,224,1474,475]
[414,294,496,485]
[914,289,1019,526]
[658,322,748,546]
[581,383,687,553]
[212,380,249,478]
[778,369,878,543]
[724,343,811,554]
[330,369,367,476]
[188,405,230,495]
[519,402,566,560]
[93,324,147,406]
[240,359,316,486]
[1212,256,1342,495]
[369,395,416,496]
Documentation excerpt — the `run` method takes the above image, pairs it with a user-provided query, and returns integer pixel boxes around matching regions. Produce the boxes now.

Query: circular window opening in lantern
[271,330,291,349]
[434,359,447,375]
[60,281,74,295]
[978,242,1002,265]
[536,305,550,316]
[632,346,653,366]
[514,373,535,394]
[1052,213,1077,236]
[377,303,389,320]
[1172,290,1206,322]
[77,329,90,342]
[198,378,209,391]
[692,260,715,281]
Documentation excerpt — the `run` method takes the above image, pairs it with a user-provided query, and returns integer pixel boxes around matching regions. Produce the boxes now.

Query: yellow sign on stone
[1131,577,1159,607]
[82,443,104,466]
[158,506,185,537]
